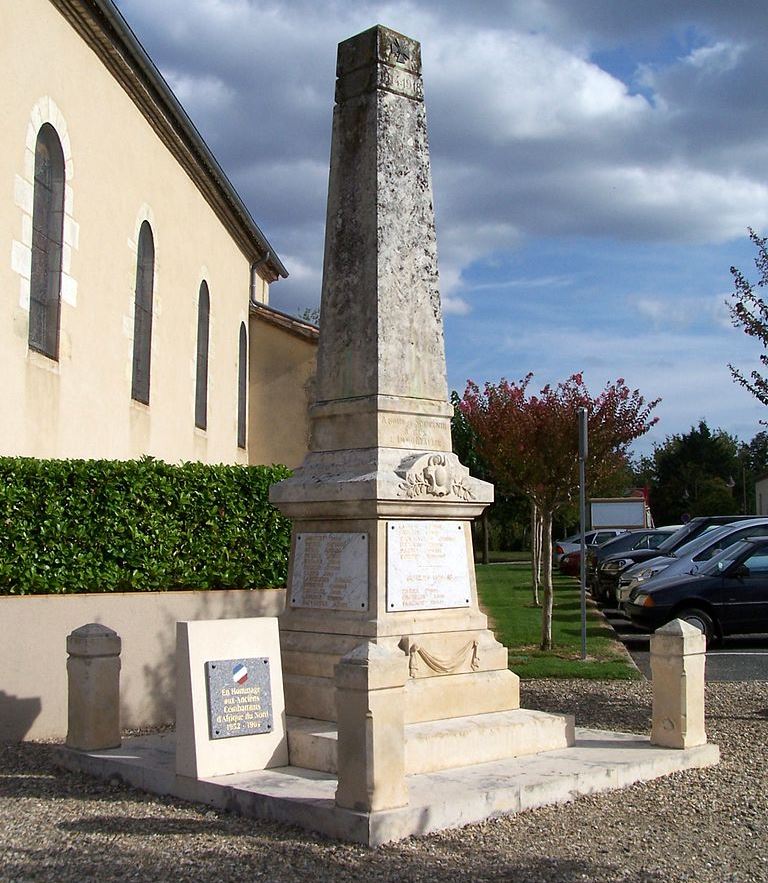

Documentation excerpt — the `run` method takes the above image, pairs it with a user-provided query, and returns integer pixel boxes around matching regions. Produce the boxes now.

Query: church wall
[0,0,279,465]
[249,317,316,469]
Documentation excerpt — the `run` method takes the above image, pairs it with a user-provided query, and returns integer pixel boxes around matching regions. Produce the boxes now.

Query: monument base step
[284,667,521,724]
[55,729,720,847]
[286,708,574,774]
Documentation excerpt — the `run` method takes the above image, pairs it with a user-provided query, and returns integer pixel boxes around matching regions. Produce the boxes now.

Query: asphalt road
[603,607,768,681]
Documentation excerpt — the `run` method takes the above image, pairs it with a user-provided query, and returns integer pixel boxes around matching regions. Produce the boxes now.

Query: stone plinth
[334,641,409,812]
[66,623,121,751]
[650,618,708,749]
[56,728,720,847]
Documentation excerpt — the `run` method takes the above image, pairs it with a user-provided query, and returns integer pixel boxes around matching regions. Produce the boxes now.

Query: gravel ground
[1,679,766,883]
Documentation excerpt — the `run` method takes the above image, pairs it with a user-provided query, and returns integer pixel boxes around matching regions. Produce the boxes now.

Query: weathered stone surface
[57,728,721,847]
[66,623,121,751]
[334,641,409,812]
[270,26,508,791]
[650,618,708,749]
[315,25,443,407]
[175,619,288,778]
[290,532,369,611]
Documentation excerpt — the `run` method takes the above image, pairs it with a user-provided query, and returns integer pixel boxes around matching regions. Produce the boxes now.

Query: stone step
[56,727,720,847]
[286,708,575,775]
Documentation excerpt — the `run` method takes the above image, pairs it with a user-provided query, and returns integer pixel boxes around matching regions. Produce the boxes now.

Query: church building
[1,0,317,468]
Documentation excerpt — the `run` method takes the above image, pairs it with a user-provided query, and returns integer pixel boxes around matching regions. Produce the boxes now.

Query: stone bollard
[334,641,409,813]
[66,623,122,751]
[650,618,707,749]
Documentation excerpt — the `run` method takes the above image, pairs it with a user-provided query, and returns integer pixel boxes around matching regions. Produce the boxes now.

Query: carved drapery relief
[408,639,480,677]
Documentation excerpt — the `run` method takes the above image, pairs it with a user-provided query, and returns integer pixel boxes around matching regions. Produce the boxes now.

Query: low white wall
[0,589,286,741]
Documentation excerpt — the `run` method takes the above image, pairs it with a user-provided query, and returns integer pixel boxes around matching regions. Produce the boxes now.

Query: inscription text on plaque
[205,657,273,740]
[291,532,369,610]
[386,520,471,611]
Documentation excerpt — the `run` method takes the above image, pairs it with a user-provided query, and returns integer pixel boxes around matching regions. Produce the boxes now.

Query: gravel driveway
[2,679,766,883]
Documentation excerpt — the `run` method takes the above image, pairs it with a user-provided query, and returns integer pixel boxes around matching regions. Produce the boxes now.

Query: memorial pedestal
[277,513,520,726]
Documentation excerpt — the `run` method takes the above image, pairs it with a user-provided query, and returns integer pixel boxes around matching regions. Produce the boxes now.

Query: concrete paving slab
[55,727,719,846]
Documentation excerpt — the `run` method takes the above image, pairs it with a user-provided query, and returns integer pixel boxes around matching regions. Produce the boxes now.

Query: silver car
[617,517,768,606]
[554,529,626,563]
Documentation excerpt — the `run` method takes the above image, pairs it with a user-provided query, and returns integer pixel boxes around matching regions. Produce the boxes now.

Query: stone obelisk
[270,26,521,788]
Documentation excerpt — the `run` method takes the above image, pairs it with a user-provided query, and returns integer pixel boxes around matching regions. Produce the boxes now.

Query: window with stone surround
[195,281,210,430]
[131,221,155,404]
[237,321,247,449]
[29,124,65,359]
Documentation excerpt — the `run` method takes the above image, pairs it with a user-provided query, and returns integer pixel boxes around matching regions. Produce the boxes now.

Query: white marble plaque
[386,521,471,611]
[290,532,369,610]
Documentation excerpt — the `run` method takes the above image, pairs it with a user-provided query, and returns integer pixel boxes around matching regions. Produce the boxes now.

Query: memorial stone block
[269,25,520,809]
[176,618,287,778]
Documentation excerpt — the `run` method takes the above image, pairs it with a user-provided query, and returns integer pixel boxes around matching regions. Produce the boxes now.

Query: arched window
[237,322,247,449]
[131,221,154,404]
[195,281,210,430]
[29,124,65,359]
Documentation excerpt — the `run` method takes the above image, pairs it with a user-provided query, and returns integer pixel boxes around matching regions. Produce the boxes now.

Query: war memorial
[58,25,719,846]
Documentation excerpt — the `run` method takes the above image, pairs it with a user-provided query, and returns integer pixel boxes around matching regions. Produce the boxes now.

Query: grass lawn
[475,563,640,680]
[473,550,531,563]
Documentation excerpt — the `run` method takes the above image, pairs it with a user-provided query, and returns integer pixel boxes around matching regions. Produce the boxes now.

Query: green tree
[728,229,768,411]
[646,421,740,524]
[737,430,768,514]
[298,306,321,325]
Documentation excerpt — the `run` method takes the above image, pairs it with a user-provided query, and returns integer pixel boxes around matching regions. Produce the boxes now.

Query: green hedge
[0,457,292,595]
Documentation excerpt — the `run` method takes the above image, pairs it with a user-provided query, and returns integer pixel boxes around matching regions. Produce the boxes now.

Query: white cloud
[117,0,768,310]
[442,295,471,316]
[164,71,235,111]
[683,40,745,74]
[428,30,649,143]
[113,0,768,446]
[467,274,574,293]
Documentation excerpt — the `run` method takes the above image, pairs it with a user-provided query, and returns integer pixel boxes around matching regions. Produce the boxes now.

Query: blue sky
[115,0,768,455]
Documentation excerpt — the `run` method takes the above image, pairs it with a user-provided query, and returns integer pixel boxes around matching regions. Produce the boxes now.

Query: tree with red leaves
[460,373,659,650]
[728,228,768,414]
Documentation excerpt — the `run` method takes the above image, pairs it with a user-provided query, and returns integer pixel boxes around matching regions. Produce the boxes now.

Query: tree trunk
[540,508,554,650]
[530,501,541,606]
[482,510,490,565]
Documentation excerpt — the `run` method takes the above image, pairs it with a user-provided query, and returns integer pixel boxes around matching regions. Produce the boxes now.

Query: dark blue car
[625,535,768,643]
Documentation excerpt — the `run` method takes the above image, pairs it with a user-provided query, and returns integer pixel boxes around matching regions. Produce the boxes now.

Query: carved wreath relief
[398,453,475,500]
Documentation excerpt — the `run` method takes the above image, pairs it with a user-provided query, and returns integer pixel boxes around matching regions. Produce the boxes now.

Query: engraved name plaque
[387,520,472,611]
[290,532,369,610]
[205,657,273,740]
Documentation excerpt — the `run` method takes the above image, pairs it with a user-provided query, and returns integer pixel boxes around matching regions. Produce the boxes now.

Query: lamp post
[578,407,588,661]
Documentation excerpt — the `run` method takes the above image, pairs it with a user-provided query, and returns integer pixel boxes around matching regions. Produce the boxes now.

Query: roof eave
[52,0,288,281]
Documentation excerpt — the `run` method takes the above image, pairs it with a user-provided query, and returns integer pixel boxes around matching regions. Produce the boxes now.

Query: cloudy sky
[114,0,768,454]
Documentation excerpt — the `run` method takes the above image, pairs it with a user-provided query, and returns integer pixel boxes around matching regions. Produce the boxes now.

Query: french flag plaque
[204,656,273,740]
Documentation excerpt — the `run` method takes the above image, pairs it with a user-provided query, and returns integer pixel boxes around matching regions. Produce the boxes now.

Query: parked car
[625,535,768,643]
[587,527,678,596]
[594,515,762,606]
[562,528,671,579]
[559,550,582,576]
[617,518,768,607]
[554,529,626,563]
